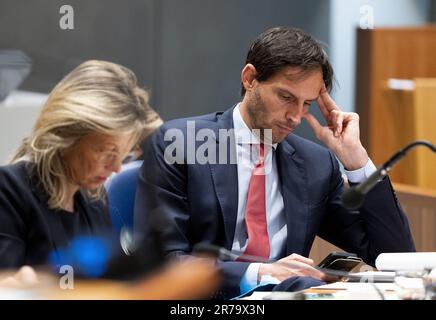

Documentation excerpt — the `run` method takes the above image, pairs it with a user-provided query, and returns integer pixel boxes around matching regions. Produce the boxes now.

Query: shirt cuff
[240,263,261,294]
[344,159,377,183]
[239,263,281,295]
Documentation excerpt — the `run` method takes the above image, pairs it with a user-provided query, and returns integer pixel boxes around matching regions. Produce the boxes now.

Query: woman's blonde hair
[11,60,162,209]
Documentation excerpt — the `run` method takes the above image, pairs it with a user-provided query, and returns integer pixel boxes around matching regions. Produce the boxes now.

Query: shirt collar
[232,103,277,150]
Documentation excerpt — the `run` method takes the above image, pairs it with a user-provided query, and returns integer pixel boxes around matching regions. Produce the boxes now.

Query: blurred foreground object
[0,259,220,300]
[0,266,40,288]
[48,231,165,281]
[423,268,436,300]
[44,259,220,300]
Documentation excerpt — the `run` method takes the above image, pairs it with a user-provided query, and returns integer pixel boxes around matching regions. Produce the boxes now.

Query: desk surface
[242,278,426,300]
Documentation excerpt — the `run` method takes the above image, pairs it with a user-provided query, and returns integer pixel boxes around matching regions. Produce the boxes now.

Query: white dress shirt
[230,104,377,294]
[231,104,287,261]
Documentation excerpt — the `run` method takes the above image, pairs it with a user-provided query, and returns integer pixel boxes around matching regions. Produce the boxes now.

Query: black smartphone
[317,252,362,272]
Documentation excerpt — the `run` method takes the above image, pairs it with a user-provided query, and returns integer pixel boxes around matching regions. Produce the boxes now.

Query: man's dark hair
[241,26,334,96]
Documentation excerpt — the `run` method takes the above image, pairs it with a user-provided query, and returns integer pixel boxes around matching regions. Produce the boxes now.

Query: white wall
[0,91,46,164]
[329,0,430,112]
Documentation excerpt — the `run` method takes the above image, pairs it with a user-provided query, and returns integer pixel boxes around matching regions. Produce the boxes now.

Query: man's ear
[241,64,257,93]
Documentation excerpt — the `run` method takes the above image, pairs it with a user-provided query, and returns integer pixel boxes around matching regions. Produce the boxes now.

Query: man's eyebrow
[307,97,318,102]
[277,88,296,98]
[278,88,318,102]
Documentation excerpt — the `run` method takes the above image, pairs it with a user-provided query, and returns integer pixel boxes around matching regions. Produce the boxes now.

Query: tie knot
[249,143,270,166]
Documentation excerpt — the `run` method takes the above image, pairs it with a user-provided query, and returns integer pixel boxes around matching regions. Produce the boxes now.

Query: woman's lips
[95,176,108,183]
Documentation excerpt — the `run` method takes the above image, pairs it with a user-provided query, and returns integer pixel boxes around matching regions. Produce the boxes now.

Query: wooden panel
[381,79,436,189]
[414,79,436,189]
[309,183,436,263]
[381,87,417,184]
[355,26,436,167]
[394,183,436,252]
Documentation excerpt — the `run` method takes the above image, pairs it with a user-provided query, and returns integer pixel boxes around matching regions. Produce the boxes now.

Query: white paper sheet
[376,252,436,271]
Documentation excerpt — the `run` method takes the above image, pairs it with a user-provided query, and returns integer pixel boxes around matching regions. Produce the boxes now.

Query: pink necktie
[240,143,270,261]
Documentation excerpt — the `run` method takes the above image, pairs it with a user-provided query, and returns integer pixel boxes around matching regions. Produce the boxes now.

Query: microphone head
[341,187,365,210]
[193,243,222,257]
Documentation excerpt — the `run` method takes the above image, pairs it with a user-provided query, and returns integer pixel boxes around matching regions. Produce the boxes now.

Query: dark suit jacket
[134,106,415,298]
[0,162,111,269]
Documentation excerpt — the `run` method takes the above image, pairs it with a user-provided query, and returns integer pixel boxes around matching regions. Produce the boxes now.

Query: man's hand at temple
[303,85,369,171]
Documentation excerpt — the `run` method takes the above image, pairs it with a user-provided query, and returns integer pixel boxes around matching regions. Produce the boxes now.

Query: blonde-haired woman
[0,60,162,269]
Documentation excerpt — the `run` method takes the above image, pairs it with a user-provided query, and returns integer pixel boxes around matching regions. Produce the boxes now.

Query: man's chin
[272,132,291,144]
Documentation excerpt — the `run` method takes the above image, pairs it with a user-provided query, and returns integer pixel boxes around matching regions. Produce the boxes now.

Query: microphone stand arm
[342,140,435,210]
[382,140,436,171]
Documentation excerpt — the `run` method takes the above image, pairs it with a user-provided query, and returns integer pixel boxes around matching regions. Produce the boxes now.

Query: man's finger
[278,259,313,273]
[316,96,329,119]
[300,265,327,280]
[320,89,341,112]
[303,113,323,138]
[275,259,327,281]
[331,110,343,137]
[288,253,315,266]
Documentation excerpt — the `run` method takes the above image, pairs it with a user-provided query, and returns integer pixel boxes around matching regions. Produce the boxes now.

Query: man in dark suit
[134,27,415,298]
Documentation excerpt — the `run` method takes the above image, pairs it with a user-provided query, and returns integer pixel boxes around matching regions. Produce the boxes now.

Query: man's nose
[285,111,303,127]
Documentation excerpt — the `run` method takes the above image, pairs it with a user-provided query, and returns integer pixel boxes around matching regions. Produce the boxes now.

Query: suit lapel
[209,107,239,249]
[276,138,310,255]
[207,108,311,254]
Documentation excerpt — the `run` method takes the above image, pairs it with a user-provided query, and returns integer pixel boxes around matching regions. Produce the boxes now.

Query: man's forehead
[274,67,323,99]
[282,66,322,81]
[277,87,319,102]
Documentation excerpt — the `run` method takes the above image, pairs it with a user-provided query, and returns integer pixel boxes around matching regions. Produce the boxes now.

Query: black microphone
[341,140,436,210]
